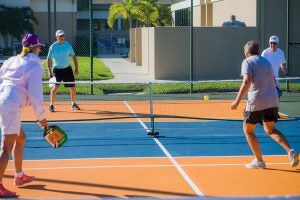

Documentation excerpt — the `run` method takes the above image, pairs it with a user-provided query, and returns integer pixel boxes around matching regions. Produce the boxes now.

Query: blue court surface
[2,119,300,199]
[22,120,300,160]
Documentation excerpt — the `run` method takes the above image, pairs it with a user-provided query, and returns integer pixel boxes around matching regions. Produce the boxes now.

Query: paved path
[100,57,153,83]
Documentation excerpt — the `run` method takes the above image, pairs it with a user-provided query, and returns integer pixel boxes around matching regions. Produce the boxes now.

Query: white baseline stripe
[123,101,204,197]
[21,154,289,162]
[6,162,291,171]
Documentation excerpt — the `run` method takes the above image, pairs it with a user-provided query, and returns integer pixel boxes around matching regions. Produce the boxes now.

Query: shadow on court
[4,174,195,198]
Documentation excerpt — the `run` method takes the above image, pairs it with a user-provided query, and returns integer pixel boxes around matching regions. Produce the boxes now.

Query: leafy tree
[0,5,38,48]
[0,5,10,48]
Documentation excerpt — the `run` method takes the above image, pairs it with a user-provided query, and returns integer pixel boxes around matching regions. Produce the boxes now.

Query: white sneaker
[288,149,299,167]
[246,159,266,169]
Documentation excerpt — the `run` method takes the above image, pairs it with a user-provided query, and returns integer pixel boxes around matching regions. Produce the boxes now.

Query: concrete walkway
[1,55,174,83]
[1,56,153,83]
[100,57,153,83]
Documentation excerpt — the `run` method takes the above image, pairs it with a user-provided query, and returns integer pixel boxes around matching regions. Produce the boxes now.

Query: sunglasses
[270,42,277,45]
[58,35,65,38]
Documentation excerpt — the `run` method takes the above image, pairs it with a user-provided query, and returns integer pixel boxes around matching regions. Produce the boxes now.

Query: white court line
[21,154,289,162]
[6,162,291,171]
[123,101,204,197]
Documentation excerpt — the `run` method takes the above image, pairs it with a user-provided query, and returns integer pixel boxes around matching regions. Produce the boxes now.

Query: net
[21,77,300,136]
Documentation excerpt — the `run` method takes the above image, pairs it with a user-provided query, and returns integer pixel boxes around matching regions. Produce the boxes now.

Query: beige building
[131,0,300,80]
[171,0,256,27]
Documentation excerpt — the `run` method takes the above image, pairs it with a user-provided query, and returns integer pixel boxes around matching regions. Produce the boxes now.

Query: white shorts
[0,103,21,135]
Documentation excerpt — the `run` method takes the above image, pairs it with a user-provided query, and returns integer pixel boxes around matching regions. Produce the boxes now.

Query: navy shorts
[243,107,278,124]
[53,66,75,87]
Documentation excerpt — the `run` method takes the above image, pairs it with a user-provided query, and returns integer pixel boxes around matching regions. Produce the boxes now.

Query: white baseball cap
[55,30,65,36]
[269,35,279,44]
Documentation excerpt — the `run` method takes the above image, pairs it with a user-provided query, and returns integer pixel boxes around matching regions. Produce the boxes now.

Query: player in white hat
[261,35,288,97]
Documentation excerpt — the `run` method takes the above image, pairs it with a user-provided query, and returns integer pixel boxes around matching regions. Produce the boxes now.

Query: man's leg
[263,121,299,167]
[263,121,291,152]
[49,85,59,112]
[243,122,263,161]
[0,134,17,183]
[70,86,80,110]
[50,85,59,105]
[70,86,77,104]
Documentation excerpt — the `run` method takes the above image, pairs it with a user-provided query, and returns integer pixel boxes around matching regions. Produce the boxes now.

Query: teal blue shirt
[47,41,75,69]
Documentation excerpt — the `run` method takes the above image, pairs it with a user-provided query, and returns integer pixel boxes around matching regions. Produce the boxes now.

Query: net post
[147,82,159,137]
[285,0,290,93]
[189,0,194,94]
[89,0,94,95]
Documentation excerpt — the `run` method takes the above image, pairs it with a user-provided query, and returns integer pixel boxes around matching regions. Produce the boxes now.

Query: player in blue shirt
[47,30,80,112]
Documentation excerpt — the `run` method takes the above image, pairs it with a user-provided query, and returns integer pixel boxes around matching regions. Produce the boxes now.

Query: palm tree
[144,0,171,26]
[156,4,172,26]
[134,0,159,27]
[107,0,142,29]
[107,0,171,28]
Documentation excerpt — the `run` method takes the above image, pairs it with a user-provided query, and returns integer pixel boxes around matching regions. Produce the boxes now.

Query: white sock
[15,172,24,178]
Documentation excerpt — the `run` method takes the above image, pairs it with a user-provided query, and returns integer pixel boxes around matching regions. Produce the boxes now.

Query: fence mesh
[1,1,299,130]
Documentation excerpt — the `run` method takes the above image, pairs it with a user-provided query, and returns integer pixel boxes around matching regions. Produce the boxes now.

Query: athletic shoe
[245,159,266,169]
[0,184,16,198]
[14,174,35,186]
[288,149,299,167]
[72,103,80,110]
[49,104,55,112]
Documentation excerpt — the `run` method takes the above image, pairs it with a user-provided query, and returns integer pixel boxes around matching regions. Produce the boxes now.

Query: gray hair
[244,40,259,55]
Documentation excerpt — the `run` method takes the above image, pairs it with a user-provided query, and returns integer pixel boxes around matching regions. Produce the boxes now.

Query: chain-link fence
[0,0,299,86]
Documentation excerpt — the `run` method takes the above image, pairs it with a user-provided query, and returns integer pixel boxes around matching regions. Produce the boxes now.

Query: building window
[175,8,191,26]
[77,0,89,11]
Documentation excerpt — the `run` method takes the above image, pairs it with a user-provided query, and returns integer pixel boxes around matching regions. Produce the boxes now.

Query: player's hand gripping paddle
[44,125,67,148]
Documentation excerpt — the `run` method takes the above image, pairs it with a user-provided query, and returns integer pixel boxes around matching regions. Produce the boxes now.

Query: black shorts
[53,66,75,87]
[243,107,278,124]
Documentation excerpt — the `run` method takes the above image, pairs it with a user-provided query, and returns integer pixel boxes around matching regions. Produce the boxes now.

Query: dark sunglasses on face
[59,35,65,38]
[270,42,277,45]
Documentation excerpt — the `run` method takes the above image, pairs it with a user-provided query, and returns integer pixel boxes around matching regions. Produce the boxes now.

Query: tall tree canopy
[0,5,38,48]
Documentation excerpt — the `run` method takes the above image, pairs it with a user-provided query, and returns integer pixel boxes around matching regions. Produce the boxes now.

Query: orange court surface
[2,99,299,199]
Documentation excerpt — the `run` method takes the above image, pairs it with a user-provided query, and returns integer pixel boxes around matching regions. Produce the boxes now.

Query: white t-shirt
[261,48,286,78]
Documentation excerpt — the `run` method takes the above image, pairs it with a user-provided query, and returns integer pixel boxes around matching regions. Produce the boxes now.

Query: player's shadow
[4,175,194,198]
[20,184,116,198]
[265,168,300,173]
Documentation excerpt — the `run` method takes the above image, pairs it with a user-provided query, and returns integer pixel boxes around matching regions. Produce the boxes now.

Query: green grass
[42,56,113,80]
[42,57,300,95]
[152,81,242,94]
[43,81,300,96]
